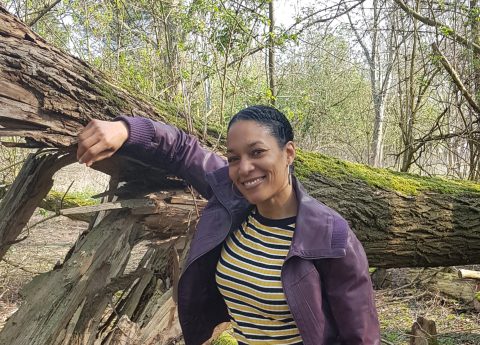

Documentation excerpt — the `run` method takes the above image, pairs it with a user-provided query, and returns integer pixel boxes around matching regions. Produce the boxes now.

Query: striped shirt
[215,209,303,345]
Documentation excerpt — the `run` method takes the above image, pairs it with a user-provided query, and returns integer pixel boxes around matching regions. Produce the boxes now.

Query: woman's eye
[252,149,265,157]
[227,156,239,163]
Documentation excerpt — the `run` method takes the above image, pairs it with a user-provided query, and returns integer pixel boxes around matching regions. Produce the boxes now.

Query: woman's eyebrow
[227,141,265,153]
[248,141,264,147]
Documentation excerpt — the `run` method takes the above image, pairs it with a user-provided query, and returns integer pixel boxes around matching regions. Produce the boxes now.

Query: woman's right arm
[77,116,226,199]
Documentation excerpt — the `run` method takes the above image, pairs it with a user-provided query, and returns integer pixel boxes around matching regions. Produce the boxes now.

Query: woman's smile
[241,176,266,189]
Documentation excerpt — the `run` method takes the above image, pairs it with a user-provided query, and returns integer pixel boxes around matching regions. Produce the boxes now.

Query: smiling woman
[76,105,380,345]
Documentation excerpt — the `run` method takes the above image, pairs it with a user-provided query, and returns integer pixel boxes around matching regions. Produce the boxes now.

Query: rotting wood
[0,210,140,345]
[0,151,75,260]
[378,268,479,309]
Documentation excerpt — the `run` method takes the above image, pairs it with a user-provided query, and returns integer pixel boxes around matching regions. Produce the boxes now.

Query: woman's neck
[256,183,298,219]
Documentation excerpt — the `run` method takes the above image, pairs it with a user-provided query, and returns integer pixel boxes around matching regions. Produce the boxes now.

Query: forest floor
[0,164,479,344]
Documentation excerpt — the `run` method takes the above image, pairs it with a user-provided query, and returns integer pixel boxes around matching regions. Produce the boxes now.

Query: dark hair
[227,105,294,148]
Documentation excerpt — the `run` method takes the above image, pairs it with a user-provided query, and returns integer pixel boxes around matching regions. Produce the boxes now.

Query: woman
[77,105,380,345]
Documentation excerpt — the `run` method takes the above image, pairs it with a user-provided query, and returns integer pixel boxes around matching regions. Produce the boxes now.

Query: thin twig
[59,180,75,212]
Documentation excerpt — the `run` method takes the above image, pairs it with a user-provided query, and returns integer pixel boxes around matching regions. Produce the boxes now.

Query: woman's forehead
[227,121,275,148]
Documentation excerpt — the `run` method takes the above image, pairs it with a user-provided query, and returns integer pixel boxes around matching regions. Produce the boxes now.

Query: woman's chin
[240,191,266,205]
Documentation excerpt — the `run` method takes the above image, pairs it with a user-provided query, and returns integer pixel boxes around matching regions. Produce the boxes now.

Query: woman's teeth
[243,177,264,188]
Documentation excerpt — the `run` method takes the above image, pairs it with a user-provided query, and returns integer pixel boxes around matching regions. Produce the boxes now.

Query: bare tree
[348,0,396,167]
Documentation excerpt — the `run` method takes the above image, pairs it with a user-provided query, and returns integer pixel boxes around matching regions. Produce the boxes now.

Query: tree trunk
[0,7,178,149]
[268,0,276,106]
[299,171,480,267]
[410,317,438,345]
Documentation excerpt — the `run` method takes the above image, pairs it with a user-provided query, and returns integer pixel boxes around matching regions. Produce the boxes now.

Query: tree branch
[194,0,366,89]
[431,42,480,115]
[26,0,61,27]
[392,0,480,55]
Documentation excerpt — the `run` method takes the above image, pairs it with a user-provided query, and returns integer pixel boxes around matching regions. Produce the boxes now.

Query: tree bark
[410,317,438,345]
[0,7,179,149]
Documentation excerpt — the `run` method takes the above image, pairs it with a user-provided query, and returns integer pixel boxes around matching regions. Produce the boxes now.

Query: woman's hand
[77,119,129,167]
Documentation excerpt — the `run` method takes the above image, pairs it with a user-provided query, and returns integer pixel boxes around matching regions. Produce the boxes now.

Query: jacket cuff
[113,116,156,152]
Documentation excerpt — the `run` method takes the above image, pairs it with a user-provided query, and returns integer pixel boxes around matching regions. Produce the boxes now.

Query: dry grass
[377,288,480,344]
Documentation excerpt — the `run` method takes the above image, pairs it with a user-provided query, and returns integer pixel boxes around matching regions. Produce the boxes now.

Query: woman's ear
[285,141,296,165]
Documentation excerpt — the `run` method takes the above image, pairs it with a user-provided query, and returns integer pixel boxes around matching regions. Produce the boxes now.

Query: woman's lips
[241,176,265,189]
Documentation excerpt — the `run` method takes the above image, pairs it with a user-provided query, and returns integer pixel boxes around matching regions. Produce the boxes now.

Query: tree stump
[410,316,438,345]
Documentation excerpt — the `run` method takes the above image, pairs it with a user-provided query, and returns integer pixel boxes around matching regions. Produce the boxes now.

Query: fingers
[86,147,115,167]
[78,140,112,167]
[76,119,129,167]
[76,129,97,161]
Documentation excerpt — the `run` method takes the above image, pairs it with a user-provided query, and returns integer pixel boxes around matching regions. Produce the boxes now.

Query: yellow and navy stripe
[215,210,303,345]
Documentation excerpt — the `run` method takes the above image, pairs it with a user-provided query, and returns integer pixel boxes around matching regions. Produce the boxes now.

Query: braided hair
[227,105,294,148]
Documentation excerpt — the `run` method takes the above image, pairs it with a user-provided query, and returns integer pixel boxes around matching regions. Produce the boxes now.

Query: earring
[231,182,244,198]
[288,164,293,185]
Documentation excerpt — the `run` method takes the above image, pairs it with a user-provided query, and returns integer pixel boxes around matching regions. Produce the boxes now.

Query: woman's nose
[238,158,254,176]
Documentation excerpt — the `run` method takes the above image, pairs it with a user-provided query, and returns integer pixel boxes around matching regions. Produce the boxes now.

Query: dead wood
[0,151,75,259]
[410,316,438,345]
[458,269,480,280]
[377,268,479,309]
[2,4,480,268]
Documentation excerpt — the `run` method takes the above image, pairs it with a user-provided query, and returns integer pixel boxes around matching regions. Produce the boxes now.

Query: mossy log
[1,6,480,268]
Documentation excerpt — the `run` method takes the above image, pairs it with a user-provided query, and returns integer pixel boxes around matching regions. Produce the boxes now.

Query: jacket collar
[206,167,346,260]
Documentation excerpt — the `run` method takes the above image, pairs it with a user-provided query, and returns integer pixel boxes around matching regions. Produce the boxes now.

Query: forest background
[1,0,480,344]
[3,0,480,181]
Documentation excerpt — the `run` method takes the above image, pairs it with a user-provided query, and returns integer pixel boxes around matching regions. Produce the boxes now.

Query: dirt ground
[0,164,479,344]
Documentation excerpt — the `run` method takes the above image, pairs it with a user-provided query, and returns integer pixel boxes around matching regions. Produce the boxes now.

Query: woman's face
[226,120,295,205]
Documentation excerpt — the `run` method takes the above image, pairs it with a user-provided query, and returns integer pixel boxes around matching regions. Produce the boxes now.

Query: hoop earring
[231,182,244,198]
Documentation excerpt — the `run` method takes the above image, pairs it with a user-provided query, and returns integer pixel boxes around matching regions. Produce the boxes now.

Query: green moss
[475,292,480,302]
[295,150,480,196]
[42,190,99,211]
[211,331,237,345]
[92,81,128,110]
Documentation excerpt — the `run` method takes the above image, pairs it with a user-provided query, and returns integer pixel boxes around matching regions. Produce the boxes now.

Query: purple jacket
[115,116,380,345]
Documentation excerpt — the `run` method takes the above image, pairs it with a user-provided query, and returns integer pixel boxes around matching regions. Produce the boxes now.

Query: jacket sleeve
[113,116,227,199]
[319,217,381,345]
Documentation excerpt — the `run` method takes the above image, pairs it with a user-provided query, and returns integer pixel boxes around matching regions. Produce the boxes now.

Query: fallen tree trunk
[1,6,480,268]
[0,187,197,345]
